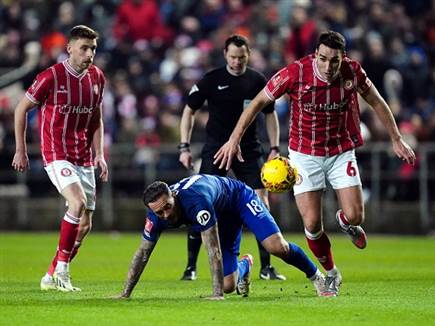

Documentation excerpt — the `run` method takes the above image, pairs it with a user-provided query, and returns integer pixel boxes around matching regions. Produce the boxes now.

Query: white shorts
[44,160,96,210]
[289,149,362,196]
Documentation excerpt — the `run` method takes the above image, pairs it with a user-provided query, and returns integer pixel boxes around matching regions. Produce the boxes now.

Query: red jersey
[26,60,105,166]
[265,54,372,156]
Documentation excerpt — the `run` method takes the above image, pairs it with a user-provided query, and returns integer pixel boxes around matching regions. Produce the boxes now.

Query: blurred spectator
[113,0,173,45]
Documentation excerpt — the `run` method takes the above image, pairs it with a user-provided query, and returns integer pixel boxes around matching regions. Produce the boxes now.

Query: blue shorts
[220,185,280,276]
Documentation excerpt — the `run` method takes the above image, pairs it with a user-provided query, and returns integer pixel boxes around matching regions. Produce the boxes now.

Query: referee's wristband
[269,146,280,153]
[178,142,190,153]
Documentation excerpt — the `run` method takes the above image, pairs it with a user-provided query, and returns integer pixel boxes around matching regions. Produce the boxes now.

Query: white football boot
[40,274,57,291]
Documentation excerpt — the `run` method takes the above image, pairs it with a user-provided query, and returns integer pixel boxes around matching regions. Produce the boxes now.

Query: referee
[178,35,285,281]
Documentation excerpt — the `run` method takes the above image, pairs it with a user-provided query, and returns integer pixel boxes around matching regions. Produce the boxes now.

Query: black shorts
[199,145,265,190]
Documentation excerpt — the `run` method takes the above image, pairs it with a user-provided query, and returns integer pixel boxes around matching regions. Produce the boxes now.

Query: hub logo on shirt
[196,210,211,226]
[58,105,94,114]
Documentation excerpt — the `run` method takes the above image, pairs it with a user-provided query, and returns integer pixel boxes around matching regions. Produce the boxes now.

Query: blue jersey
[142,174,280,276]
[143,174,279,243]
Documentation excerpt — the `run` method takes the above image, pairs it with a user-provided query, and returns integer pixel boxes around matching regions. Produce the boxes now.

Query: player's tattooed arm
[120,239,156,298]
[201,224,224,300]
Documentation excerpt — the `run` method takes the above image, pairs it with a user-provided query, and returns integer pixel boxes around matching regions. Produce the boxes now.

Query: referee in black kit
[178,34,285,281]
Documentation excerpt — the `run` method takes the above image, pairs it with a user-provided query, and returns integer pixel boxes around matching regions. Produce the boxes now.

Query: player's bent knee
[68,197,87,215]
[343,208,365,225]
[262,233,289,258]
[79,222,92,235]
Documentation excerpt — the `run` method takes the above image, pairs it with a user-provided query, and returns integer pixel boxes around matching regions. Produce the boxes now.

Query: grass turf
[1,232,434,326]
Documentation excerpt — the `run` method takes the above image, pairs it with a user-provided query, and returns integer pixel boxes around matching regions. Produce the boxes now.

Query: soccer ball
[260,156,298,193]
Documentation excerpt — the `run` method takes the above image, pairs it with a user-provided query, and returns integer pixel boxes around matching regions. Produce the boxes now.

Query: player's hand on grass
[202,294,225,301]
[112,293,130,299]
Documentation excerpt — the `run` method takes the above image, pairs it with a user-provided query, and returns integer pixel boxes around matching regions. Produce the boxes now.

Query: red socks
[306,232,335,271]
[56,212,80,263]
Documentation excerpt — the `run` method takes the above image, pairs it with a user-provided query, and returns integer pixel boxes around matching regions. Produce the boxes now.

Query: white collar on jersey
[63,59,88,79]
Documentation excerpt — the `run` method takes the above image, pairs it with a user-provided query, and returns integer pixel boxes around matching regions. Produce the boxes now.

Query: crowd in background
[0,0,434,187]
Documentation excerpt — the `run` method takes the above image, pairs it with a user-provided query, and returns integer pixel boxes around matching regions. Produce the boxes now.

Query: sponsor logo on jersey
[196,210,211,226]
[60,168,72,177]
[144,218,154,237]
[57,85,68,93]
[58,105,95,114]
[344,80,354,90]
[217,85,229,90]
[303,98,349,113]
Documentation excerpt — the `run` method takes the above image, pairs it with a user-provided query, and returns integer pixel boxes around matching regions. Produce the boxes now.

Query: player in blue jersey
[118,175,332,299]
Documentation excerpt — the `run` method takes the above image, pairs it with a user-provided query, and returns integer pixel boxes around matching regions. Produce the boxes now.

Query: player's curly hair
[317,30,346,53]
[69,25,99,41]
[143,181,171,207]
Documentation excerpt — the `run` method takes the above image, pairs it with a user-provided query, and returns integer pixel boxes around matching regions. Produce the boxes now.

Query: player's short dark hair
[224,34,250,53]
[317,31,346,53]
[143,181,171,207]
[69,25,99,41]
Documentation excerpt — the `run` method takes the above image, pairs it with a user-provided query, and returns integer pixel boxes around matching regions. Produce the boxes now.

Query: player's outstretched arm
[12,97,35,172]
[201,224,224,300]
[118,239,156,299]
[213,90,273,170]
[361,84,416,165]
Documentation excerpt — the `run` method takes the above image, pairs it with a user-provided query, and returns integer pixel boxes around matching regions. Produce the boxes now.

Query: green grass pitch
[1,232,434,325]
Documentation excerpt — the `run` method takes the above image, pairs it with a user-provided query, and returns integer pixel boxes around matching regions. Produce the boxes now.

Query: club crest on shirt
[60,168,72,177]
[344,80,354,90]
[93,84,99,95]
[196,210,211,226]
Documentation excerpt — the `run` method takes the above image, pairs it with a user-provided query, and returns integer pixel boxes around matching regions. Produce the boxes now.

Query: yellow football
[261,156,298,193]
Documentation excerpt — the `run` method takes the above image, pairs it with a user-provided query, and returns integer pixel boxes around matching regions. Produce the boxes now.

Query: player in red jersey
[213,31,416,296]
[12,25,108,292]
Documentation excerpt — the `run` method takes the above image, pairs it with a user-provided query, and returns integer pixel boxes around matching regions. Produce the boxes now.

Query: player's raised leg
[335,186,367,249]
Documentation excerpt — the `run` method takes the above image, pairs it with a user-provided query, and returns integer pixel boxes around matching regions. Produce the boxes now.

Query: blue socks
[237,257,250,282]
[283,242,317,278]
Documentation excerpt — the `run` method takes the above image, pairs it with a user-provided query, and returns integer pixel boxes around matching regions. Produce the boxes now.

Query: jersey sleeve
[258,74,275,114]
[353,61,372,95]
[25,69,53,105]
[187,196,217,233]
[142,213,163,242]
[186,76,209,111]
[264,65,294,101]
